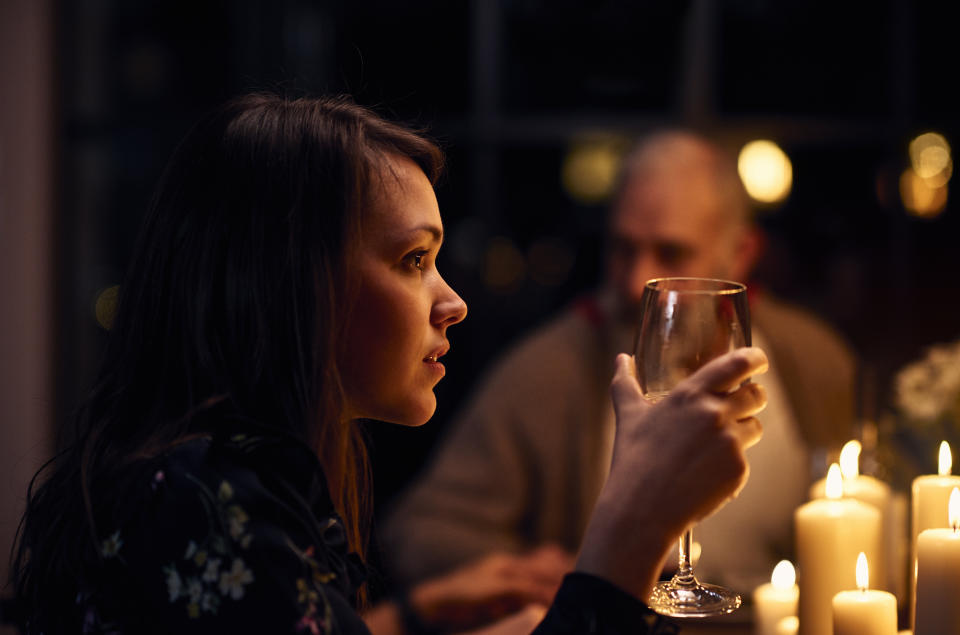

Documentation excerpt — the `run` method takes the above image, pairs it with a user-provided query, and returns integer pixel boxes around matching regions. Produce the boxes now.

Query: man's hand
[409,545,572,632]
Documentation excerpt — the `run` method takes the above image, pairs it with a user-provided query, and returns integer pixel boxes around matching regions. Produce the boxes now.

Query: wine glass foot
[647,579,741,618]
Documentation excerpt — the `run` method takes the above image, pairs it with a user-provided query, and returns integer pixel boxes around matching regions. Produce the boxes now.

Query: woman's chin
[401,402,436,427]
[375,396,437,427]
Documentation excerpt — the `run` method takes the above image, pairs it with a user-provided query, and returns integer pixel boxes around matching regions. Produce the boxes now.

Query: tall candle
[909,441,960,624]
[754,560,799,635]
[810,440,892,591]
[914,488,960,635]
[796,464,882,635]
[832,552,897,635]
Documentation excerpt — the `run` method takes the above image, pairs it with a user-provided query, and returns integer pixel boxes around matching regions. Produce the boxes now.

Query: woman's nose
[432,277,467,328]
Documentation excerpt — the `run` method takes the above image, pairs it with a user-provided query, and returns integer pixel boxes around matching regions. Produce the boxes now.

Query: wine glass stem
[675,528,696,586]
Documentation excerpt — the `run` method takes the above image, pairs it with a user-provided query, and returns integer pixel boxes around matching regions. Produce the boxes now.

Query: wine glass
[634,277,751,618]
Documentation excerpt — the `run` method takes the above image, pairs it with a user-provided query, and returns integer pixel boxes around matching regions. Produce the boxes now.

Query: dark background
[54,0,960,533]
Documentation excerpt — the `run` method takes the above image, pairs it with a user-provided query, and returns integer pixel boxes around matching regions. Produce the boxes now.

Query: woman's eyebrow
[406,224,443,244]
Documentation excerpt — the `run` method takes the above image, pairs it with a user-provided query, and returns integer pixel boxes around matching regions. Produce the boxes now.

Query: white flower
[101,531,122,558]
[227,505,249,540]
[186,577,203,604]
[164,565,183,602]
[184,540,198,560]
[219,557,254,600]
[202,557,221,583]
[896,340,960,420]
[201,591,219,614]
[218,481,234,501]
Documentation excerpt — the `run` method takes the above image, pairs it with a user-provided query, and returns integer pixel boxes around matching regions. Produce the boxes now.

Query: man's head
[604,130,761,324]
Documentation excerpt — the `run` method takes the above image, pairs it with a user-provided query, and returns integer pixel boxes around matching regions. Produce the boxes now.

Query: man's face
[605,166,743,324]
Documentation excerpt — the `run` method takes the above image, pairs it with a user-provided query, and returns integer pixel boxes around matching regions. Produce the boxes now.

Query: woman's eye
[406,251,427,271]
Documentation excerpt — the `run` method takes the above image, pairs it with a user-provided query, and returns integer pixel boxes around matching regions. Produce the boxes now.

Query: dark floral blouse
[72,424,670,634]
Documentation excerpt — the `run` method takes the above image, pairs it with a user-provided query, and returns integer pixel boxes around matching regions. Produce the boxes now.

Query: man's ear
[731,226,765,283]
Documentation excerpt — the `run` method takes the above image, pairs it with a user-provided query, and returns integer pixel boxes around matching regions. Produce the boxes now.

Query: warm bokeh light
[737,139,793,204]
[527,236,575,287]
[825,463,843,499]
[561,135,629,204]
[909,132,952,184]
[939,441,953,476]
[855,552,869,590]
[900,168,948,218]
[483,237,526,293]
[902,132,951,217]
[771,560,796,589]
[95,285,120,330]
[950,487,960,531]
[839,440,861,479]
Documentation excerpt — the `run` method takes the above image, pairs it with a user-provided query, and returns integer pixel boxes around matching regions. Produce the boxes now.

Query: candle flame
[776,616,799,635]
[939,441,952,476]
[839,440,861,479]
[771,560,796,589]
[950,487,960,531]
[825,463,843,499]
[855,552,869,590]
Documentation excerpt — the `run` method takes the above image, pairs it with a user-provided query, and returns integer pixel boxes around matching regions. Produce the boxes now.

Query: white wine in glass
[634,277,750,618]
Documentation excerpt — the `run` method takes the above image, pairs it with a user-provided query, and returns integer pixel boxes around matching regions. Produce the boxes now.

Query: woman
[11,94,766,634]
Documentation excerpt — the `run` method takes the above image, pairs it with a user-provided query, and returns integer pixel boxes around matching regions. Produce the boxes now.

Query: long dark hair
[12,94,443,623]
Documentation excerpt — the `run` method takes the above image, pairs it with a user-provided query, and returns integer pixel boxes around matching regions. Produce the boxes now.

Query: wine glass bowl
[634,277,751,618]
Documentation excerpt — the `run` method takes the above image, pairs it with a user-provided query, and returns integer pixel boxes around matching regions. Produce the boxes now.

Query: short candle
[832,552,897,635]
[753,560,799,635]
[912,442,960,542]
[775,615,799,635]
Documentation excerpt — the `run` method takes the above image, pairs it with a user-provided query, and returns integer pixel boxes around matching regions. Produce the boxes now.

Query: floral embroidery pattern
[162,478,255,619]
[100,531,123,558]
[290,544,336,633]
[219,558,255,599]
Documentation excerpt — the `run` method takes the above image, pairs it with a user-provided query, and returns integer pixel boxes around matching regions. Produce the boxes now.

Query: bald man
[383,131,856,594]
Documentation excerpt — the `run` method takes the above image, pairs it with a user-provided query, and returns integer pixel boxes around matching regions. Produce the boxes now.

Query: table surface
[660,610,753,634]
[676,624,751,635]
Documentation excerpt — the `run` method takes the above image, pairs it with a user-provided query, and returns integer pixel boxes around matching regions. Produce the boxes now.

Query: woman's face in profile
[338,155,467,426]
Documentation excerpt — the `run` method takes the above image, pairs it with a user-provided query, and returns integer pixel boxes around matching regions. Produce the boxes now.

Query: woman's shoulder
[87,431,367,633]
[113,428,331,521]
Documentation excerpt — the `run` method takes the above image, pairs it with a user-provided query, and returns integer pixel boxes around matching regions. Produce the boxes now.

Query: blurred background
[3,0,960,600]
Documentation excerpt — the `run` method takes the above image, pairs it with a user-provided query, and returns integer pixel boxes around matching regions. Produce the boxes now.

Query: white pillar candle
[810,440,893,591]
[913,488,960,635]
[909,441,960,623]
[796,464,883,635]
[887,492,910,603]
[754,560,799,635]
[911,442,960,540]
[832,552,898,635]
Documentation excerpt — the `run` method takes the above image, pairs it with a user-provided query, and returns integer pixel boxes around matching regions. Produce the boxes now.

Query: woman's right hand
[575,347,768,600]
